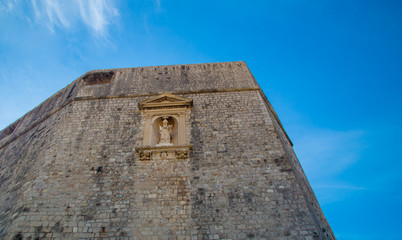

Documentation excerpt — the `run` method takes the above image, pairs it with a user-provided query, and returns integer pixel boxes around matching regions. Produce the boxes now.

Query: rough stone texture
[0,61,335,239]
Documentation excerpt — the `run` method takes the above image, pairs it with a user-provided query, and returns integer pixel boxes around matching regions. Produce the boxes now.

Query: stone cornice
[138,93,193,110]
[135,145,192,161]
[135,144,192,151]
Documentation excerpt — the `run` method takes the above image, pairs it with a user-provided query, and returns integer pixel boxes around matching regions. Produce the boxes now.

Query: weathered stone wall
[0,62,258,148]
[0,62,335,239]
[77,61,258,98]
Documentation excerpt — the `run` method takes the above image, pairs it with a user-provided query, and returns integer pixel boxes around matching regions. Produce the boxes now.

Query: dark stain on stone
[51,221,63,232]
[191,187,224,239]
[178,178,187,199]
[66,83,76,100]
[84,214,94,221]
[244,192,254,203]
[179,65,190,84]
[35,226,43,239]
[13,232,23,240]
[247,233,255,238]
[228,191,241,208]
[277,188,291,200]
[0,119,20,140]
[83,71,114,85]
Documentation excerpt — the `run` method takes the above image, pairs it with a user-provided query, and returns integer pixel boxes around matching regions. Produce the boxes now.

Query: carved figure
[158,117,172,146]
[175,150,189,159]
[139,151,152,161]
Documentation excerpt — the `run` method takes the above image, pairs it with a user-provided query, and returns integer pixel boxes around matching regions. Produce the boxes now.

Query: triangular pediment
[139,93,193,110]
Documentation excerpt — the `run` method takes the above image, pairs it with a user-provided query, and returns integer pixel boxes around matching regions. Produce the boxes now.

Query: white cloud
[3,0,119,36]
[31,0,71,31]
[77,0,119,36]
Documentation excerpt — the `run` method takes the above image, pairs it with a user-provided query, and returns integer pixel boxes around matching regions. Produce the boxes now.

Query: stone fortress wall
[0,62,335,239]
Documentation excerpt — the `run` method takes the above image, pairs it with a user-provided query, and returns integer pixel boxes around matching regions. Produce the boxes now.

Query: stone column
[143,113,152,146]
[178,113,186,145]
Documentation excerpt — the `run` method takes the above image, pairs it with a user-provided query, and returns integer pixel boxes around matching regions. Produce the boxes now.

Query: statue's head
[162,118,168,127]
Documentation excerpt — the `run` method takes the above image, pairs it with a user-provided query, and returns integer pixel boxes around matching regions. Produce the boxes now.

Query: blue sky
[1,1,401,239]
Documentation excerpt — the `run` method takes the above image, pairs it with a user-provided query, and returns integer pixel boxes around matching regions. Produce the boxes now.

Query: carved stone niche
[135,93,192,161]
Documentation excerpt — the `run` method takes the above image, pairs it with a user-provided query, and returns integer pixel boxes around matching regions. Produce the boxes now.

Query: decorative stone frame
[135,93,192,160]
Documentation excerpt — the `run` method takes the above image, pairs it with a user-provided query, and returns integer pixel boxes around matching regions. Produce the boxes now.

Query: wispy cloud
[290,126,366,203]
[154,0,162,12]
[313,182,366,203]
[293,128,365,178]
[2,0,119,36]
[77,0,118,36]
[0,0,17,12]
[31,0,71,31]
[314,184,365,191]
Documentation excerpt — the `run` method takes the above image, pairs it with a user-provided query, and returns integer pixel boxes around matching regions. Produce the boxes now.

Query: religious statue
[157,117,173,146]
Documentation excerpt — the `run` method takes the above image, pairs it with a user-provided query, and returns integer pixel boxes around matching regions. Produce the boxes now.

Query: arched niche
[138,93,192,150]
[136,93,193,161]
[151,116,178,146]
